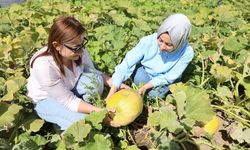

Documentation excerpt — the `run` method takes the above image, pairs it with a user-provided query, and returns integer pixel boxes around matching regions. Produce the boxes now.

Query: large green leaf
[23,119,44,133]
[85,109,107,130]
[240,78,250,98]
[243,54,250,77]
[80,134,112,150]
[213,5,239,22]
[109,11,129,26]
[64,120,92,142]
[148,107,182,132]
[224,36,245,52]
[216,86,233,100]
[210,64,233,84]
[0,103,23,128]
[173,91,186,119]
[169,83,215,126]
[185,86,215,123]
[0,76,26,101]
[12,133,47,149]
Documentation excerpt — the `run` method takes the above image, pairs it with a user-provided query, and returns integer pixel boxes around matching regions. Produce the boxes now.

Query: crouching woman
[27,16,122,130]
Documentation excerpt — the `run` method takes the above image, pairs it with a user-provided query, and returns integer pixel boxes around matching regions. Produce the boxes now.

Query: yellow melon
[203,116,220,135]
[106,89,143,126]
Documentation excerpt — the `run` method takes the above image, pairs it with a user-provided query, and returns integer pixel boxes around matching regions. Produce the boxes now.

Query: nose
[159,43,166,51]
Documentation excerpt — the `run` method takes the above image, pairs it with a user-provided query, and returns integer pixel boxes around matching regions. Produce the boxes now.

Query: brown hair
[31,16,86,76]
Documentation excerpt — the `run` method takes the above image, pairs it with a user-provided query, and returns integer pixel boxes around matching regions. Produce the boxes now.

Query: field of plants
[0,0,249,149]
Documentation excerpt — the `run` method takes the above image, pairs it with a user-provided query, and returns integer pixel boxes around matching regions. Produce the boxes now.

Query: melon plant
[106,89,143,126]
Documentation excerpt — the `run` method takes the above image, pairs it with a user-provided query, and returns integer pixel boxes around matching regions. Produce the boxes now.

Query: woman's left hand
[138,82,154,96]
[120,83,130,90]
[138,86,147,96]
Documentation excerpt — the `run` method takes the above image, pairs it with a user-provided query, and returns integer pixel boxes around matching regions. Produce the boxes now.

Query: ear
[52,41,62,51]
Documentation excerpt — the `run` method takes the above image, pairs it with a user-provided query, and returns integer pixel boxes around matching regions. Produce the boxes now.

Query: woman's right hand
[106,85,118,101]
[103,108,121,127]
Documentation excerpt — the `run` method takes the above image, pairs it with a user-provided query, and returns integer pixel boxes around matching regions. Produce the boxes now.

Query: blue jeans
[34,72,103,130]
[132,67,169,100]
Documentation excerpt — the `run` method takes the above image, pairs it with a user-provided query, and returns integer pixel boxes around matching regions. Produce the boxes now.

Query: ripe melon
[106,89,143,126]
[203,115,220,135]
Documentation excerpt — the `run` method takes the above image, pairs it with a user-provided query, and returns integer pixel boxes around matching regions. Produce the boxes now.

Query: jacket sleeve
[112,38,146,87]
[150,47,194,87]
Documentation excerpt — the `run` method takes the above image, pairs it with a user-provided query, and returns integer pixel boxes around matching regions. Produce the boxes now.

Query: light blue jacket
[112,33,194,87]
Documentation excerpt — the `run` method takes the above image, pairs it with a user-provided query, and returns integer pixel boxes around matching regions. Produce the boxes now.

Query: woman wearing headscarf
[107,13,194,100]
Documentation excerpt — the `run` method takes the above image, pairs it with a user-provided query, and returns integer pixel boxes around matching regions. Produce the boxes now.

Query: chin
[162,49,174,53]
[72,55,80,60]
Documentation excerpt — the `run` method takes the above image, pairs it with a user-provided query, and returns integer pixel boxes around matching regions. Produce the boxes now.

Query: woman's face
[54,35,86,61]
[157,33,174,52]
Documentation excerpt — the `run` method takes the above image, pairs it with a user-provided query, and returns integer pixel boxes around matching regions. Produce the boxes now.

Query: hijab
[157,13,192,52]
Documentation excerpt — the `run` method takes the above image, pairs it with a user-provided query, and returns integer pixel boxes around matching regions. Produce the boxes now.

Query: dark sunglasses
[63,37,88,53]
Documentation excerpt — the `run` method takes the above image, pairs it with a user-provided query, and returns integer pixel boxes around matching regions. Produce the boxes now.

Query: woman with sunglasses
[27,16,125,130]
[107,13,194,100]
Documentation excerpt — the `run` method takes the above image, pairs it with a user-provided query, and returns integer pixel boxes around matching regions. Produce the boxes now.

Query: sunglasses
[63,37,88,53]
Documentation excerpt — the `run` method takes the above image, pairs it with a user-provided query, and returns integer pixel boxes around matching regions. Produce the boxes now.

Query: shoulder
[182,43,194,59]
[136,33,158,50]
[31,47,54,67]
[140,33,158,43]
[186,43,194,56]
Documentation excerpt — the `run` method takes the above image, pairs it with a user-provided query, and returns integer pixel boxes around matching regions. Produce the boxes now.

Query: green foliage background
[0,0,249,149]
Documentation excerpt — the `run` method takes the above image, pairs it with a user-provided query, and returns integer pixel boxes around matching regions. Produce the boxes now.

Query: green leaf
[35,25,48,38]
[173,91,186,118]
[213,5,239,22]
[190,14,206,26]
[0,103,23,128]
[200,50,217,59]
[80,134,112,150]
[109,11,129,26]
[240,78,250,98]
[169,83,215,125]
[12,133,47,149]
[243,54,250,77]
[23,119,45,133]
[216,86,233,100]
[224,36,245,52]
[30,135,48,146]
[85,109,107,130]
[148,107,182,132]
[125,145,140,150]
[56,140,67,150]
[210,64,233,83]
[0,76,26,101]
[64,120,92,142]
[133,19,151,32]
[0,138,11,150]
[185,87,214,123]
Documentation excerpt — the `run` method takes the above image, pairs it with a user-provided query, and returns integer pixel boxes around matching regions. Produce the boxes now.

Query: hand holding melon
[106,89,143,127]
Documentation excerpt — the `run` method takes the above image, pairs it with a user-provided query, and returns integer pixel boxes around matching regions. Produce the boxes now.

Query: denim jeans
[34,72,103,130]
[132,66,169,100]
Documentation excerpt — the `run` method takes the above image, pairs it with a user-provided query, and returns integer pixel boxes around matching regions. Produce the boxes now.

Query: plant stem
[126,127,137,146]
[212,105,250,127]
[234,80,241,104]
[201,58,205,86]
[230,105,250,118]
[229,79,234,89]
[198,77,210,88]
[195,139,224,150]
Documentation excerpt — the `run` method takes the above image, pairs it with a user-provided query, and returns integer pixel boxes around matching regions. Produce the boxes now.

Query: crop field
[0,0,249,149]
